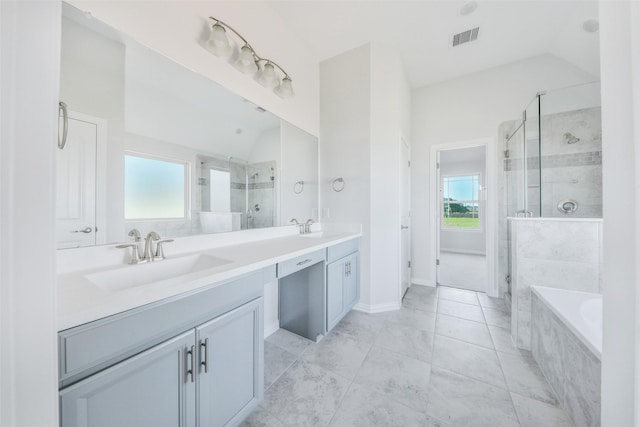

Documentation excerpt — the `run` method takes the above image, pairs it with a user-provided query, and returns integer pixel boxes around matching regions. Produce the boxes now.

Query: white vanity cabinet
[326,239,360,332]
[59,272,264,427]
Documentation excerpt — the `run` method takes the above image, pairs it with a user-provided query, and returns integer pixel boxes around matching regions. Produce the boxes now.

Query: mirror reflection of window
[209,169,231,212]
[124,153,188,220]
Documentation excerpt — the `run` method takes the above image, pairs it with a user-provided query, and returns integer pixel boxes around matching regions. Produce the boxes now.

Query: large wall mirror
[57,3,318,249]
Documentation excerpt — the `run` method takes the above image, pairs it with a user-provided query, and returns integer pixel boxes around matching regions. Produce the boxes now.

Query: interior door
[400,139,411,298]
[56,115,98,249]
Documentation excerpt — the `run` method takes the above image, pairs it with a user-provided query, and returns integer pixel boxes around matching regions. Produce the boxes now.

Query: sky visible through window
[443,175,478,201]
[125,154,186,220]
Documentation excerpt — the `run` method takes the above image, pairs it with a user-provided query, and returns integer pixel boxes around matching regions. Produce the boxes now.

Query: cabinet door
[197,298,263,427]
[60,330,196,427]
[326,260,346,331]
[343,253,359,310]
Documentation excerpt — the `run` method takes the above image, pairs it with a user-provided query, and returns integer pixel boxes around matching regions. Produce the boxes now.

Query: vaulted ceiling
[267,1,600,88]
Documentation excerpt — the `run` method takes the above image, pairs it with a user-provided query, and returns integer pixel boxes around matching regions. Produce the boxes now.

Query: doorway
[55,111,106,249]
[430,139,496,295]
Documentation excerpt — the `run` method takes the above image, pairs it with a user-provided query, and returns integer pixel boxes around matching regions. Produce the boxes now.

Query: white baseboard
[264,321,280,338]
[411,278,436,287]
[353,301,401,313]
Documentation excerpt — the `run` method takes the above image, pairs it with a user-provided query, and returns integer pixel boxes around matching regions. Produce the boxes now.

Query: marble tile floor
[438,252,488,293]
[242,285,573,427]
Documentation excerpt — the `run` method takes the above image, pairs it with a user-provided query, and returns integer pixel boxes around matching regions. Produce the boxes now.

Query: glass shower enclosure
[499,81,602,297]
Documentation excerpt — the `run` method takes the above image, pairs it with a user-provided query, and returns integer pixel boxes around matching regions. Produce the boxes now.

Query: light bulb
[275,76,294,99]
[234,45,258,74]
[256,63,278,89]
[208,23,232,57]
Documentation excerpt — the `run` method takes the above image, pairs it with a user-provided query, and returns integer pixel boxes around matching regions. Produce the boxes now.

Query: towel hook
[332,177,345,192]
[293,180,304,194]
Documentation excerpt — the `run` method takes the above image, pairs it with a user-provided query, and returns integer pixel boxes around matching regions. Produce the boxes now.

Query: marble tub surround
[56,223,361,330]
[244,286,572,427]
[509,217,602,349]
[532,292,601,427]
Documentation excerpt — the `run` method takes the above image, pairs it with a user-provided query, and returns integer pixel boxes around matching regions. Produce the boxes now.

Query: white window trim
[124,151,191,221]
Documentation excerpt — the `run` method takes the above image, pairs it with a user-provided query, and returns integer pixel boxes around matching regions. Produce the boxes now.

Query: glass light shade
[256,63,279,89]
[234,45,258,74]
[274,76,294,99]
[208,23,232,57]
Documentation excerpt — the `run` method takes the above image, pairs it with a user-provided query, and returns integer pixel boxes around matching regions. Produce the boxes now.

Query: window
[442,174,480,230]
[124,153,189,220]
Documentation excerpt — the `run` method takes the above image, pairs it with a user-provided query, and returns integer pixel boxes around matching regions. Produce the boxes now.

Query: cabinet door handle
[345,263,348,277]
[297,258,313,266]
[185,345,195,383]
[200,338,209,373]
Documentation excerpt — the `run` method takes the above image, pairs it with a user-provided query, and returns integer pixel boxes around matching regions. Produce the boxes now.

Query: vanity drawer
[327,238,359,263]
[58,271,261,388]
[277,249,326,278]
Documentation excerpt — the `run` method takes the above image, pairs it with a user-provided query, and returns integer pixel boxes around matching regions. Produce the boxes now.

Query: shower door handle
[400,225,409,230]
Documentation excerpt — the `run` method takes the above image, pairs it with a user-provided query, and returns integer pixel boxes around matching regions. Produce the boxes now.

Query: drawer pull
[296,258,313,266]
[200,338,209,373]
[185,345,195,383]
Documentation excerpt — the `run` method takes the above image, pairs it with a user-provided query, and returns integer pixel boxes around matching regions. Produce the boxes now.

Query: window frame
[124,151,191,221]
[441,172,482,232]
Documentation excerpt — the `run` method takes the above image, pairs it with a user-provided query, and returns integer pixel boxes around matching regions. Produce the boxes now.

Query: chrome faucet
[304,219,314,234]
[144,231,161,262]
[117,230,173,264]
[117,228,145,264]
[290,218,304,234]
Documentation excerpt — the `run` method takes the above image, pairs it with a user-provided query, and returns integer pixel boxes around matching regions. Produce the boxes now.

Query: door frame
[399,134,411,301]
[66,110,108,245]
[429,137,498,297]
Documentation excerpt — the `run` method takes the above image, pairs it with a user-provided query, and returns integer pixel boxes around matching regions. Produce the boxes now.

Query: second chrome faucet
[117,229,174,264]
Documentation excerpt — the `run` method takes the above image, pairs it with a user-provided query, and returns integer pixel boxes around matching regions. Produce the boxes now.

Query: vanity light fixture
[207,16,295,99]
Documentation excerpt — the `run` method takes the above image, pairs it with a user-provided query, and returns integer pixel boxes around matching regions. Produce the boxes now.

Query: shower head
[564,132,580,144]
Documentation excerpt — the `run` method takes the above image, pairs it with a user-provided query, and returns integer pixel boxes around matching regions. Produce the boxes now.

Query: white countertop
[57,229,361,331]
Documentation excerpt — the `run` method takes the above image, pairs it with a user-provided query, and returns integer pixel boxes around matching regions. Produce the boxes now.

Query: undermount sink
[85,254,232,292]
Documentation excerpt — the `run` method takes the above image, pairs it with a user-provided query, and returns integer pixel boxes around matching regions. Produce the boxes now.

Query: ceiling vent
[452,27,480,47]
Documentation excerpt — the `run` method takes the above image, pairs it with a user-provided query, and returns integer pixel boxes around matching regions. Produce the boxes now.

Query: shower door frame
[429,137,498,297]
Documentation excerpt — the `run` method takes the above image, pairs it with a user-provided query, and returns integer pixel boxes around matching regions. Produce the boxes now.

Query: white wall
[320,43,411,311]
[67,0,319,136]
[411,54,597,286]
[599,2,640,425]
[369,44,412,309]
[439,154,486,255]
[320,45,372,305]
[0,2,60,426]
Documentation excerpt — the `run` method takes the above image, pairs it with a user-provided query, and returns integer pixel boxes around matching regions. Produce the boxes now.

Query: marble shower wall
[509,218,603,350]
[538,107,602,218]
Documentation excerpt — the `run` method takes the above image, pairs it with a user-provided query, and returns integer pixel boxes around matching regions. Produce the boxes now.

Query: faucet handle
[290,218,299,225]
[304,219,314,234]
[154,239,174,260]
[128,228,141,242]
[116,243,144,264]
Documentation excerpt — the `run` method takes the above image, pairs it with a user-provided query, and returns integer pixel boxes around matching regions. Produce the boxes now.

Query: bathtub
[531,286,601,426]
[531,286,602,359]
